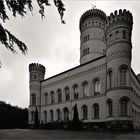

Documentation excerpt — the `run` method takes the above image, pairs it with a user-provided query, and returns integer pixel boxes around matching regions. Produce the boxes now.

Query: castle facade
[28,8,140,130]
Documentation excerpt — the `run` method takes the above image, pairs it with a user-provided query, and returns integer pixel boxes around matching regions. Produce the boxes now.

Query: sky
[0,0,140,108]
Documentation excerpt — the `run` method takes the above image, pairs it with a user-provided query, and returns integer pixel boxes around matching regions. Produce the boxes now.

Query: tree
[0,101,28,128]
[71,104,81,129]
[0,0,65,57]
[34,107,39,128]
[73,104,79,123]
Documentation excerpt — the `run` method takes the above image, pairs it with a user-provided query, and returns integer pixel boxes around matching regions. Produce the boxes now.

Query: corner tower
[105,9,133,124]
[106,9,133,88]
[79,8,107,64]
[29,63,45,124]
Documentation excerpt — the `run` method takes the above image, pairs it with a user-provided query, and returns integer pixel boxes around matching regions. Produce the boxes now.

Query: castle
[28,8,140,130]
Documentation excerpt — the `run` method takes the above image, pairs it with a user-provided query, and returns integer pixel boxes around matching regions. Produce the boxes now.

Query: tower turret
[105,9,133,122]
[79,8,107,64]
[106,9,133,88]
[29,63,45,124]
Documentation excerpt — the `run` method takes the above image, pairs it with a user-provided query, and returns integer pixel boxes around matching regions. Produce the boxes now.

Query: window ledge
[92,117,100,120]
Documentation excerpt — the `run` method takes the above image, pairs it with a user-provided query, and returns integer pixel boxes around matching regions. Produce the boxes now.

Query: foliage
[70,104,81,130]
[0,101,28,128]
[0,0,65,55]
[34,107,39,128]
[73,104,79,123]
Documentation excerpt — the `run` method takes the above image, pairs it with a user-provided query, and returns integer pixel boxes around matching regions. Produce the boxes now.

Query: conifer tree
[34,107,39,128]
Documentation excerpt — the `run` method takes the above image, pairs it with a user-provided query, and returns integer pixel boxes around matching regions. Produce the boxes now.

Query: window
[63,107,69,122]
[82,105,88,120]
[34,74,37,80]
[83,82,89,97]
[73,84,79,99]
[107,99,113,117]
[44,111,47,123]
[50,110,54,122]
[109,34,112,42]
[123,30,126,39]
[83,35,90,43]
[65,87,70,101]
[93,103,99,119]
[92,21,94,26]
[116,31,119,39]
[31,111,35,122]
[132,109,134,120]
[50,91,55,104]
[56,109,61,121]
[87,35,89,40]
[44,93,48,105]
[85,24,87,29]
[108,70,113,89]
[94,79,101,95]
[120,97,129,116]
[57,89,62,102]
[120,66,127,86]
[83,48,89,56]
[31,94,36,106]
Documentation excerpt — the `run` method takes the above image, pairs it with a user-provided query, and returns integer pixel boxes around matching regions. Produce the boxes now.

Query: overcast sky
[0,0,140,108]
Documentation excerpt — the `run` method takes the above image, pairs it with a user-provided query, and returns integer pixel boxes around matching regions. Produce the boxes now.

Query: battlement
[106,9,133,29]
[29,63,45,74]
[79,8,107,28]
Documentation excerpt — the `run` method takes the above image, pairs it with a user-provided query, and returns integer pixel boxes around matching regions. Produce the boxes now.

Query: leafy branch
[0,0,65,55]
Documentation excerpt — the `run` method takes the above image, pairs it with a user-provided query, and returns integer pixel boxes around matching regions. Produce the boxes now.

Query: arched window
[30,111,35,122]
[44,111,47,123]
[132,109,134,120]
[109,34,112,42]
[57,89,62,102]
[50,110,54,122]
[108,70,113,89]
[63,107,69,122]
[65,87,70,101]
[44,93,48,105]
[99,22,101,27]
[50,91,55,104]
[93,103,99,119]
[120,97,129,116]
[31,94,36,106]
[83,82,89,97]
[73,84,79,99]
[82,105,88,120]
[94,79,101,95]
[123,30,126,39]
[116,31,119,39]
[56,109,61,122]
[107,99,113,117]
[120,66,127,86]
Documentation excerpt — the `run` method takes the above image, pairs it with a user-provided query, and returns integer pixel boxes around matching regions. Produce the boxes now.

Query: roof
[41,55,106,83]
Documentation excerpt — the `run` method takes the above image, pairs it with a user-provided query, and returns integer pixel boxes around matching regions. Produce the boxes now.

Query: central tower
[79,8,107,64]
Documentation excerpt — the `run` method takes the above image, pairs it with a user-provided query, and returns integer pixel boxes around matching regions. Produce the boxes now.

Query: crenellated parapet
[106,9,133,32]
[29,63,45,75]
[29,63,45,81]
[79,8,107,31]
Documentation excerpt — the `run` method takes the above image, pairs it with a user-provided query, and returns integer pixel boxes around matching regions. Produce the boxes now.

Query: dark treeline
[0,101,28,129]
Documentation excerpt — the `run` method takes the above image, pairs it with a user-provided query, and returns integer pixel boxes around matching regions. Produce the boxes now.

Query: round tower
[29,63,45,124]
[105,9,133,127]
[79,8,107,64]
